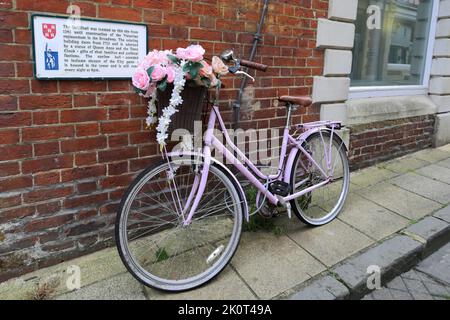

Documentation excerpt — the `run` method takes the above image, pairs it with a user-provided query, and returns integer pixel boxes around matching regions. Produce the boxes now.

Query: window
[351,0,436,90]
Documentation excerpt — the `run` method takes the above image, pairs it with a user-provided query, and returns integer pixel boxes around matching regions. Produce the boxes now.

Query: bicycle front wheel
[116,157,243,292]
[290,131,350,226]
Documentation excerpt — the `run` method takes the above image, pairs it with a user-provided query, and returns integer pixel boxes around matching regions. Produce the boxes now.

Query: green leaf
[201,77,211,88]
[189,67,198,80]
[158,80,168,92]
[168,55,180,64]
[146,66,155,79]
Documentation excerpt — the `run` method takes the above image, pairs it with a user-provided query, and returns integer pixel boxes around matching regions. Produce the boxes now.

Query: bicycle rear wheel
[116,157,243,292]
[290,131,349,226]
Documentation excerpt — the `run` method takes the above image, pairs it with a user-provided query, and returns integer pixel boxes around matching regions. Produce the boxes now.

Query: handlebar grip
[240,60,268,72]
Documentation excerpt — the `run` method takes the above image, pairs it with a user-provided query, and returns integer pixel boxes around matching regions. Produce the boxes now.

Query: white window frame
[348,0,439,100]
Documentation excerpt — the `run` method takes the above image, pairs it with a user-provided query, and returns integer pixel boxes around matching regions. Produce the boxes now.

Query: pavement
[0,144,449,300]
[362,243,450,300]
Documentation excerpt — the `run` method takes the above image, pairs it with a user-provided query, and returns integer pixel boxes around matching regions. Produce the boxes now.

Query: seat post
[285,103,293,129]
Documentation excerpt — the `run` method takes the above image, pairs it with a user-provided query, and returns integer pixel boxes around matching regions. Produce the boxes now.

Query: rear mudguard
[168,151,250,222]
[283,128,348,184]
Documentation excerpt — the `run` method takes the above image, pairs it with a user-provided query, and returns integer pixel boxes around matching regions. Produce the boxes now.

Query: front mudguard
[168,151,250,222]
[283,128,348,184]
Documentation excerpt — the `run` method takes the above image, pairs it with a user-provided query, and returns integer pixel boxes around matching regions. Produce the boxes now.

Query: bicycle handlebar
[239,59,268,72]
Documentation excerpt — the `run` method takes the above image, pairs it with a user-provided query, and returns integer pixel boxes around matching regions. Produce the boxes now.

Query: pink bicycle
[116,50,350,292]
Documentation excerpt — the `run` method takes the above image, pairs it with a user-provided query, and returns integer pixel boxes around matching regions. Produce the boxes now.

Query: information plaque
[32,15,148,80]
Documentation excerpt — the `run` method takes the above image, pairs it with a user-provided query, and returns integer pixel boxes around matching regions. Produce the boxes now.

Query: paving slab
[286,219,373,267]
[333,193,409,241]
[145,266,256,300]
[289,275,349,300]
[231,232,325,299]
[416,164,450,184]
[55,272,145,300]
[390,172,450,205]
[333,235,423,298]
[350,167,398,188]
[403,216,450,257]
[416,242,450,286]
[0,247,125,299]
[378,156,429,174]
[438,144,450,153]
[411,148,450,163]
[434,205,450,223]
[356,182,442,220]
[436,158,450,169]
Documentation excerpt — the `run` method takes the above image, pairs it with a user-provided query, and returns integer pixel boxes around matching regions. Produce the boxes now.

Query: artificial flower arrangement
[132,44,229,149]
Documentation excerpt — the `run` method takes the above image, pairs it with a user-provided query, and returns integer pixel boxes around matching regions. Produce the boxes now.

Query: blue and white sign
[32,15,147,79]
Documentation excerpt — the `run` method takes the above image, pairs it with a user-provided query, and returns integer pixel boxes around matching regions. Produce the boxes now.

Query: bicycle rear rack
[296,120,342,131]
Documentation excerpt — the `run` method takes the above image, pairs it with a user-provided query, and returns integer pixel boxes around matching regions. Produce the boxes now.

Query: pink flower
[132,68,150,90]
[166,65,176,83]
[176,45,205,62]
[212,56,229,76]
[151,65,167,82]
[199,61,213,78]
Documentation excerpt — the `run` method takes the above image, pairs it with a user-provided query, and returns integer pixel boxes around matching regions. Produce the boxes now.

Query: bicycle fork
[182,146,212,226]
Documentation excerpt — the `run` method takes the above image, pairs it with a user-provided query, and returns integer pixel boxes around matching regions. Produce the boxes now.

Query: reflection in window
[351,0,433,87]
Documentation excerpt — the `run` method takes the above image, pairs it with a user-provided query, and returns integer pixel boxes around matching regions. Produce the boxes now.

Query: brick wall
[348,115,435,171]
[0,0,327,281]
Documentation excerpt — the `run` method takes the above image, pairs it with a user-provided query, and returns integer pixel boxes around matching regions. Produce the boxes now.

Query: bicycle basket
[157,82,208,135]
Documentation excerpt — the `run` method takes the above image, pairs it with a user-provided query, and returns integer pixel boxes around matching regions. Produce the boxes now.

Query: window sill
[348,85,429,100]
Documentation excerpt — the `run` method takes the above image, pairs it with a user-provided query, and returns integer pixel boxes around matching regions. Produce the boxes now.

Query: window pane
[351,0,434,87]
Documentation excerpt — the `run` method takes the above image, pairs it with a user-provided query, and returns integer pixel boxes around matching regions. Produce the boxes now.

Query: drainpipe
[233,0,270,130]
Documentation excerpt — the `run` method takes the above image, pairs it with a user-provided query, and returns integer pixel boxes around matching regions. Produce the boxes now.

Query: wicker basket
[157,82,207,135]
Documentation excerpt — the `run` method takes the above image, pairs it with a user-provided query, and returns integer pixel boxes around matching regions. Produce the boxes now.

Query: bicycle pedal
[269,181,291,197]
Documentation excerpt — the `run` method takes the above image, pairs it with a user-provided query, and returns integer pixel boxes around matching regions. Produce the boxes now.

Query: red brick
[0,206,35,224]
[0,11,29,28]
[77,181,98,194]
[20,95,72,110]
[64,192,109,209]
[190,28,222,41]
[0,144,32,161]
[134,0,172,10]
[98,147,138,163]
[0,79,29,94]
[0,129,20,144]
[24,186,73,203]
[25,214,74,232]
[61,136,107,153]
[23,125,74,142]
[0,112,32,127]
[75,152,97,166]
[0,175,32,192]
[15,29,32,44]
[61,165,106,182]
[34,141,60,157]
[164,13,200,26]
[76,123,100,137]
[99,6,141,21]
[31,80,58,93]
[16,0,68,13]
[34,172,61,186]
[0,44,30,61]
[100,120,142,134]
[0,162,20,177]
[0,63,14,77]
[16,62,33,77]
[32,111,59,125]
[59,81,107,93]
[23,155,73,174]
[61,109,107,123]
[74,95,96,108]
[0,96,17,111]
[0,194,21,209]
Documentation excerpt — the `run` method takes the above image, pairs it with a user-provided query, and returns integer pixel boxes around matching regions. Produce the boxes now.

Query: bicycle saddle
[279,96,312,106]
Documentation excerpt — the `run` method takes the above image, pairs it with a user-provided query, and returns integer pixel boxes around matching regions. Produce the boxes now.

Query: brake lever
[235,70,255,82]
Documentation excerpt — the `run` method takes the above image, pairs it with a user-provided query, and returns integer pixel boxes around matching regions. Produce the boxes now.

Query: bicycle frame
[176,104,343,226]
